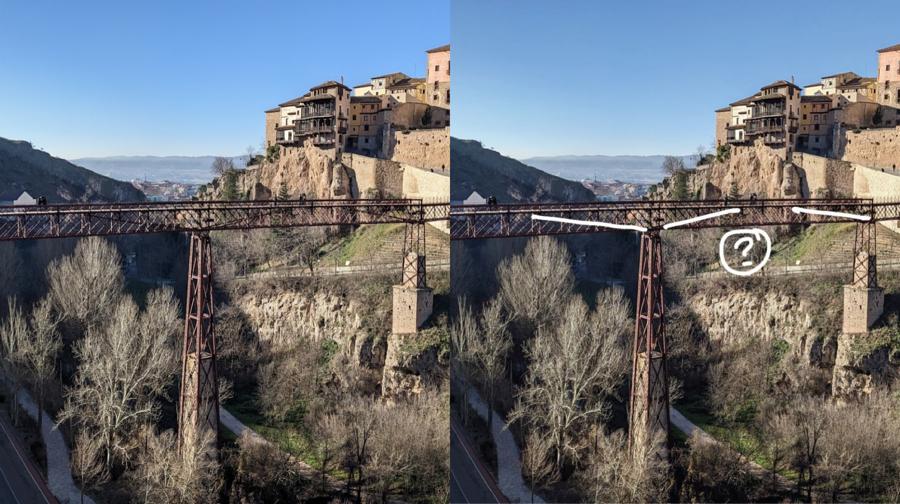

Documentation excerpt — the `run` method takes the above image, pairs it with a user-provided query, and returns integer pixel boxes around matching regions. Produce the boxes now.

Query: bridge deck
[0,198,449,241]
[450,198,900,239]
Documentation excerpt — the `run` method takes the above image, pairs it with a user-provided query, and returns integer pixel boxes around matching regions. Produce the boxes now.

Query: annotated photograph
[449,1,900,503]
[0,2,449,503]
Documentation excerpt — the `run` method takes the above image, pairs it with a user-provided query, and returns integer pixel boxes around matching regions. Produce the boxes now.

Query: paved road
[0,414,56,504]
[451,419,506,504]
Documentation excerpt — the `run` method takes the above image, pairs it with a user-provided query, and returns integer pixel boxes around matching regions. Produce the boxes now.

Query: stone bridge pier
[842,221,883,334]
[392,222,433,334]
[835,221,885,399]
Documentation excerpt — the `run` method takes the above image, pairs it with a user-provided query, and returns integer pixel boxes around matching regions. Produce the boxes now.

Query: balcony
[298,124,334,135]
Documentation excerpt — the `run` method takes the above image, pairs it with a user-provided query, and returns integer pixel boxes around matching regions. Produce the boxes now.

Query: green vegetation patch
[321,223,404,265]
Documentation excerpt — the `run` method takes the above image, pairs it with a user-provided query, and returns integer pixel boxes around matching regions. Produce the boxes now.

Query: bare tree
[662,156,686,176]
[468,298,510,429]
[58,288,179,471]
[211,157,235,177]
[497,236,573,337]
[70,429,108,504]
[0,297,28,425]
[47,237,124,332]
[509,289,630,470]
[229,431,306,502]
[581,428,670,503]
[312,413,346,493]
[521,428,557,503]
[132,425,219,503]
[24,297,61,433]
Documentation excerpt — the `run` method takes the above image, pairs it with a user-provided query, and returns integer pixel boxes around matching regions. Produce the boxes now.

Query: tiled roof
[877,43,900,53]
[715,106,730,113]
[310,80,352,91]
[278,94,309,107]
[729,94,758,106]
[370,72,408,80]
[760,80,802,91]
[838,77,876,89]
[821,71,858,80]
[801,95,832,102]
[388,77,425,89]
[351,96,382,103]
[265,107,281,113]
[426,44,450,53]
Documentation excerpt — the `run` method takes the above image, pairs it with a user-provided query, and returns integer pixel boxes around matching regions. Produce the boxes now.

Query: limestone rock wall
[204,141,352,200]
[658,140,800,200]
[685,288,836,369]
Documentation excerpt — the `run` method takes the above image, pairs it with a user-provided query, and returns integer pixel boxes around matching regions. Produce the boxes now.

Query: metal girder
[0,198,449,241]
[450,198,897,239]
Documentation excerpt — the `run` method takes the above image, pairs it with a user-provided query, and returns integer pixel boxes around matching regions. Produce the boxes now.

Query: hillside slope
[0,137,145,202]
[451,138,594,203]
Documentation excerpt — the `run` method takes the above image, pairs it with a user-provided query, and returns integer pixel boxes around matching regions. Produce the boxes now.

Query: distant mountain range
[0,137,144,203]
[70,155,249,184]
[520,154,699,185]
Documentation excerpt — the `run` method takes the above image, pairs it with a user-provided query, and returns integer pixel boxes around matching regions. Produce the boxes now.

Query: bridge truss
[451,197,889,456]
[0,198,448,454]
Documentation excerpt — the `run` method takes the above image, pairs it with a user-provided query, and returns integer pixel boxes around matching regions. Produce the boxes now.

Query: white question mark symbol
[734,236,755,266]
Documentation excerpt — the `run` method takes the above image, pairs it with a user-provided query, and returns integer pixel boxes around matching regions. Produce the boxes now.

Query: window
[803,114,807,120]
[814,124,820,131]
[888,64,892,72]
[352,115,357,121]
[434,65,440,72]
[364,125,369,131]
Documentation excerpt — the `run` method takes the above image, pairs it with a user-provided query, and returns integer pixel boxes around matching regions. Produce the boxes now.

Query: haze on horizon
[451,0,900,159]
[0,0,449,159]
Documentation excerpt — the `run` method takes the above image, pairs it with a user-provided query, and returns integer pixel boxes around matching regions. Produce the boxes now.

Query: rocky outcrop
[686,288,836,369]
[658,140,801,200]
[235,288,383,369]
[381,332,441,401]
[832,331,900,401]
[204,141,352,200]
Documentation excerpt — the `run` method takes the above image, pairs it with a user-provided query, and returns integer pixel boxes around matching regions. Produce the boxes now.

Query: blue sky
[452,0,900,158]
[0,0,448,158]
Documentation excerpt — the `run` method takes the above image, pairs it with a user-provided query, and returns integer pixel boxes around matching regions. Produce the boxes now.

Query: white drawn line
[662,208,741,230]
[791,206,871,221]
[531,214,648,233]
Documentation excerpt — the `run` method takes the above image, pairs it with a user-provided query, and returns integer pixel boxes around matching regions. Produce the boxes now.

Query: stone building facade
[426,44,450,109]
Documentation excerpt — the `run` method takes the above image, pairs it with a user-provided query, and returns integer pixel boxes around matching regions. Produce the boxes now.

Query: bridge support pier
[178,232,220,455]
[843,221,883,334]
[629,231,670,460]
[392,222,432,334]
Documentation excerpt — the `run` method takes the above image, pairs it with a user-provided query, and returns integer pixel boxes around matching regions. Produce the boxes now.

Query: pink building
[425,44,450,108]
[877,44,900,83]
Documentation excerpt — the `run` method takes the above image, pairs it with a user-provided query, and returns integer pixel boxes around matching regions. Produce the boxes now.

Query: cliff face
[684,281,899,399]
[0,137,145,202]
[686,287,837,370]
[231,281,445,398]
[205,142,352,200]
[657,140,801,200]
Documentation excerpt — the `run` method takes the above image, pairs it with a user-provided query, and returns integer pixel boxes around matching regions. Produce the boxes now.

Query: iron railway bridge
[0,198,450,453]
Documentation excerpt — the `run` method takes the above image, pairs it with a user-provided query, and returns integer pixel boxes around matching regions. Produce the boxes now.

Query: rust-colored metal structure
[629,231,670,455]
[402,221,427,288]
[179,232,219,451]
[853,219,878,288]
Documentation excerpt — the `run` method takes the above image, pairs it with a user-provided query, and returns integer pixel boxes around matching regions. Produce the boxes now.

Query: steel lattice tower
[178,232,220,454]
[629,230,670,458]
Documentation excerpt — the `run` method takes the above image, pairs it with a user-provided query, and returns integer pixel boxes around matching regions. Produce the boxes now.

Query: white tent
[13,191,37,206]
[463,191,487,205]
